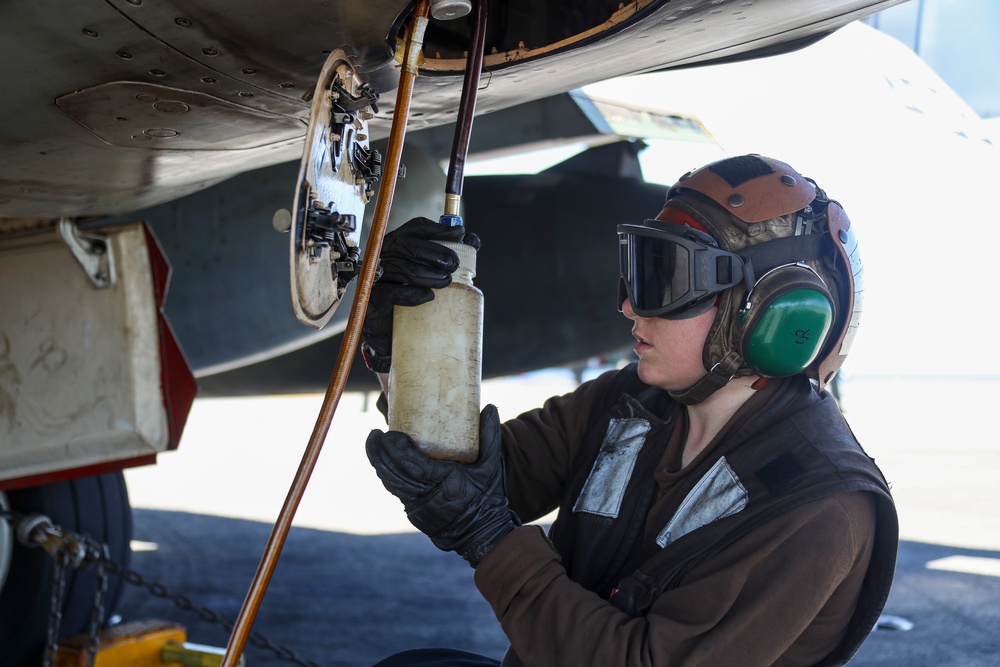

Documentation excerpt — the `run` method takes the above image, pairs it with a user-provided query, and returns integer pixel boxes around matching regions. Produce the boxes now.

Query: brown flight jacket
[475,366,897,667]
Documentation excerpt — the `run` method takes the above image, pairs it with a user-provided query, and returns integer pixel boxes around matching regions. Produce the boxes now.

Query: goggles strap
[668,349,744,405]
[739,233,828,274]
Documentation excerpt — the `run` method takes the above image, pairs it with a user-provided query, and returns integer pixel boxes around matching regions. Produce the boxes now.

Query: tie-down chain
[1,507,322,667]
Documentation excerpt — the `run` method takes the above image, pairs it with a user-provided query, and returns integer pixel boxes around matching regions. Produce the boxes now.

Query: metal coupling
[15,512,102,568]
[430,0,472,20]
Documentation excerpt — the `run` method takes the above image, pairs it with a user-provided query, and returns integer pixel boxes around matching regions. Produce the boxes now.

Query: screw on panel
[153,101,189,113]
[117,49,133,59]
[728,194,745,208]
[202,47,219,56]
[82,28,99,38]
[149,69,166,77]
[272,209,292,233]
[175,17,192,27]
[781,175,797,187]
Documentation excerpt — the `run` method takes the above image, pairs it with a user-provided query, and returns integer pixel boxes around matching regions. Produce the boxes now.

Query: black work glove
[365,404,519,567]
[361,217,480,373]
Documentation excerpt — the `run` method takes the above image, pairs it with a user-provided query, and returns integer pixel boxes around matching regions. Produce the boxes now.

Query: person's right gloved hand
[365,404,519,567]
[361,217,476,373]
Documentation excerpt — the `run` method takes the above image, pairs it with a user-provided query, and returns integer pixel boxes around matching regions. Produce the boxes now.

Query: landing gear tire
[0,472,132,667]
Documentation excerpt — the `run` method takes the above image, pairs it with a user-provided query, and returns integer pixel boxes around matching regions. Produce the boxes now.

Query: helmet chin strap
[667,350,743,406]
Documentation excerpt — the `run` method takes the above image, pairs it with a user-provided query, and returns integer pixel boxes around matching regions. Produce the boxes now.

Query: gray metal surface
[114,511,1000,667]
[0,0,906,218]
[92,141,657,381]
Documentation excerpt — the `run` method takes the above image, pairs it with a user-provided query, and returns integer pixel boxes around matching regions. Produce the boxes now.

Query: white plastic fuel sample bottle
[388,239,483,463]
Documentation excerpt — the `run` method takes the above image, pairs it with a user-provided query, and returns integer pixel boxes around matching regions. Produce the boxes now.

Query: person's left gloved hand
[365,404,519,567]
[360,217,480,373]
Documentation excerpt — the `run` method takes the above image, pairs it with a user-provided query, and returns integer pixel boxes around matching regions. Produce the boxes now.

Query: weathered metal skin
[0,0,905,219]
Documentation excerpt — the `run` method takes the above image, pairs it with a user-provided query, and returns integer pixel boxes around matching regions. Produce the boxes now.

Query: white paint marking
[926,555,1000,578]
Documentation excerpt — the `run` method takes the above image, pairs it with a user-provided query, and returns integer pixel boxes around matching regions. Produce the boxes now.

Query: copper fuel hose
[220,2,432,664]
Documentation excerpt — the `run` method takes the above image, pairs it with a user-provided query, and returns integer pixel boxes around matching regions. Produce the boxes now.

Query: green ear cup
[744,287,834,377]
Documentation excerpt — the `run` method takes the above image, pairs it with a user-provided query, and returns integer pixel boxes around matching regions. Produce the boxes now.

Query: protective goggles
[618,220,748,319]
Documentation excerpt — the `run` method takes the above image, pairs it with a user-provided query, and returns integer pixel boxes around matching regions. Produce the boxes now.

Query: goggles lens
[618,220,745,318]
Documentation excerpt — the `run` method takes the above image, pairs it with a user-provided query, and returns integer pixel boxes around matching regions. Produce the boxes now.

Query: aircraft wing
[0,0,906,219]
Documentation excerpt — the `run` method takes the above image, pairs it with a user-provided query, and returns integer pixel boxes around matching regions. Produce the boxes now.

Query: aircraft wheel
[0,472,132,666]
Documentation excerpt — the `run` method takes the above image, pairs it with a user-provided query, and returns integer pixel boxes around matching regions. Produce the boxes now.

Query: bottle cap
[440,241,476,280]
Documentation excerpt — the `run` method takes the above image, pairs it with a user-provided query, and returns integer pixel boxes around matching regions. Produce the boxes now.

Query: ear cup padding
[738,266,835,377]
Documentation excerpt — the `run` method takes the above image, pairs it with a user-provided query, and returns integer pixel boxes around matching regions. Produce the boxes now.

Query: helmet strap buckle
[794,205,815,236]
[738,258,757,320]
[668,351,743,405]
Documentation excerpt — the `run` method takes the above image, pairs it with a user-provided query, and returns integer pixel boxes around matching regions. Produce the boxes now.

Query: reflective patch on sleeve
[656,456,748,548]
[572,418,650,518]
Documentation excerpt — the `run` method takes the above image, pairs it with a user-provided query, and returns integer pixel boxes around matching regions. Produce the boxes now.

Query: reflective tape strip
[657,455,748,548]
[573,418,650,518]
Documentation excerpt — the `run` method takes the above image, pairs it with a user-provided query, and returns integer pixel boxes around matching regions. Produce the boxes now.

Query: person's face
[621,298,716,391]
